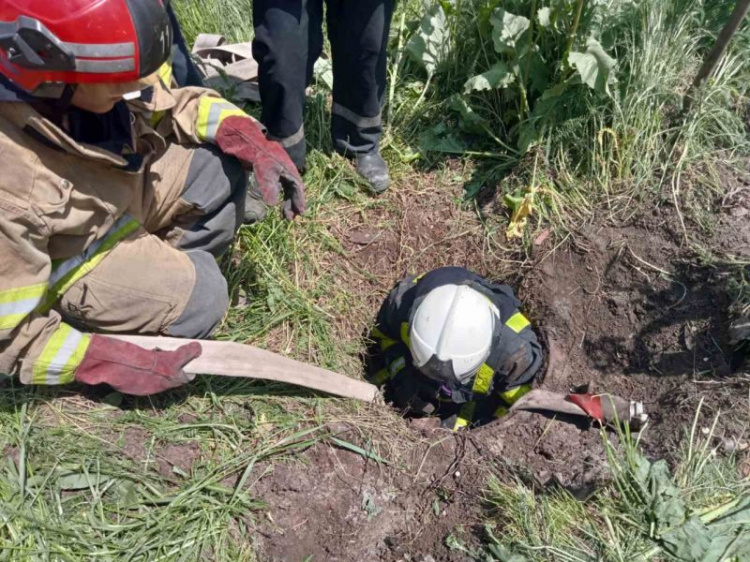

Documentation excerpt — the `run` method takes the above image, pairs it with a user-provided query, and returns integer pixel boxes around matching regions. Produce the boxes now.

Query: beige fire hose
[111,335,380,403]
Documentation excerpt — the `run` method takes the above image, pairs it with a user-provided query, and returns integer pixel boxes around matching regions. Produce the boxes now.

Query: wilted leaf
[58,472,110,491]
[661,517,714,561]
[448,95,485,134]
[648,460,686,531]
[463,61,515,93]
[537,7,552,27]
[406,3,450,75]
[661,497,750,562]
[568,38,617,95]
[504,188,536,239]
[491,9,530,54]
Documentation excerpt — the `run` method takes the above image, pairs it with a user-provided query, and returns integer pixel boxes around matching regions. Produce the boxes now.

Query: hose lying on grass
[111,335,381,402]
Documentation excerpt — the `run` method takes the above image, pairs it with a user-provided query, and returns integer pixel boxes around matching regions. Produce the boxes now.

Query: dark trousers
[252,0,395,169]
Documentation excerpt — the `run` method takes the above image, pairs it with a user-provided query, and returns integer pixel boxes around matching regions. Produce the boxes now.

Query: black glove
[388,366,440,415]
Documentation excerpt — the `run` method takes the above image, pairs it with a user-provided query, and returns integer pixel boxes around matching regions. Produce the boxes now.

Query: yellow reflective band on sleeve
[453,402,476,432]
[196,97,248,142]
[494,405,509,418]
[38,215,140,313]
[31,324,91,385]
[389,356,406,378]
[371,327,398,352]
[499,384,532,405]
[400,322,411,346]
[0,283,47,331]
[471,363,494,395]
[380,338,398,352]
[505,312,531,333]
[412,273,425,284]
[372,368,390,385]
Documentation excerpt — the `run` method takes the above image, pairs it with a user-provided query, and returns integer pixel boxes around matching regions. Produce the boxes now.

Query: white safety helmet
[409,284,500,386]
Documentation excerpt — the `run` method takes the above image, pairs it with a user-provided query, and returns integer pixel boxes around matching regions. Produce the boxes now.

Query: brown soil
[252,413,615,562]
[249,164,750,561]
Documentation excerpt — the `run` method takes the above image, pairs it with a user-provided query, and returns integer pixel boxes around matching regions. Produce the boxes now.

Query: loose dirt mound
[253,412,613,561]
[522,219,744,454]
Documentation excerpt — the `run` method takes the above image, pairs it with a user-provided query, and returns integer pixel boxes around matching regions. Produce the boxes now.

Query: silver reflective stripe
[389,356,406,377]
[49,214,134,287]
[75,58,135,74]
[66,42,135,58]
[332,103,381,128]
[271,125,305,148]
[206,101,239,141]
[0,297,42,318]
[46,328,83,385]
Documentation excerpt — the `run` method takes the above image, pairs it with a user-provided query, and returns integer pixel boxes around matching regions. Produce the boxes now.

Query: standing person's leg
[327,0,395,193]
[252,0,324,173]
[167,2,205,88]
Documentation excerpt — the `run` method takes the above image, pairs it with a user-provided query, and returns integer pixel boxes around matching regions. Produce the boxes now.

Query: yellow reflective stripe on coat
[372,368,390,385]
[471,363,494,395]
[499,384,532,405]
[371,327,398,352]
[505,312,531,333]
[196,97,248,142]
[400,322,411,346]
[38,215,140,312]
[31,324,91,385]
[0,283,47,331]
[453,402,476,431]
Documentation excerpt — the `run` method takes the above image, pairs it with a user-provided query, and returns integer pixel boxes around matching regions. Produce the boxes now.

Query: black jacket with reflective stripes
[369,267,543,410]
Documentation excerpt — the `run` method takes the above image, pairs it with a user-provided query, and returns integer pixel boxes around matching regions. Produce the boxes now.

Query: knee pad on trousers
[167,251,229,339]
[179,146,248,257]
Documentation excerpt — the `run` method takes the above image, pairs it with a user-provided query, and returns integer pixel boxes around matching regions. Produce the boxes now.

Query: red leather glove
[75,335,201,396]
[214,116,306,220]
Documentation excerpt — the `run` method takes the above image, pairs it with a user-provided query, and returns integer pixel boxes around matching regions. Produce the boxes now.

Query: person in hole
[368,267,545,431]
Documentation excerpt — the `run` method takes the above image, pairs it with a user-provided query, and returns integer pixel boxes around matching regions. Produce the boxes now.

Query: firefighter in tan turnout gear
[0,0,305,395]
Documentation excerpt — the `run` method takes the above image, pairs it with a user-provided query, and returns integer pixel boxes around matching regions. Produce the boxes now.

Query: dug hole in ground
[249,160,750,561]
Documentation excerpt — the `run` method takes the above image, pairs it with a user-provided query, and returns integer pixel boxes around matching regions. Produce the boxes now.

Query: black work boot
[243,174,268,224]
[356,151,390,194]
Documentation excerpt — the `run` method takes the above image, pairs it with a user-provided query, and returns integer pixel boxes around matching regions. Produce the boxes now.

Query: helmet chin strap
[57,83,76,112]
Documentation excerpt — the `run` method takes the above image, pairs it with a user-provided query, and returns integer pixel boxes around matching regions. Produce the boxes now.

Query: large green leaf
[490,9,530,54]
[405,3,450,75]
[568,38,617,96]
[463,61,515,93]
[647,460,686,531]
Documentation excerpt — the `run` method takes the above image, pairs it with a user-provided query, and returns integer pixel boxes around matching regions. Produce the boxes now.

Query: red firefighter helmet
[0,0,172,97]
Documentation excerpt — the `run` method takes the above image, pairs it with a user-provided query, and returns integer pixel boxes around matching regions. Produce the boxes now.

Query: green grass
[476,405,750,561]
[0,0,748,559]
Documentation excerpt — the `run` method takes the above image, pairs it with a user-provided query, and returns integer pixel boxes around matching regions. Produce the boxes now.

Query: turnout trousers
[252,0,395,170]
[58,144,246,341]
